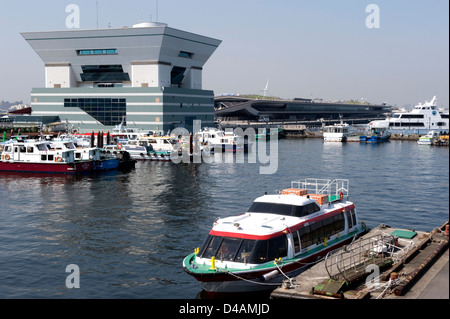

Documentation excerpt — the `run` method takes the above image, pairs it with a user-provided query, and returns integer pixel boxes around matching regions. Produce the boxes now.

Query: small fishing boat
[183,178,368,295]
[323,123,357,142]
[0,139,94,174]
[360,120,391,143]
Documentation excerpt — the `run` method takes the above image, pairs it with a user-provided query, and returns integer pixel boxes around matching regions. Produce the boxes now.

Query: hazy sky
[0,0,448,108]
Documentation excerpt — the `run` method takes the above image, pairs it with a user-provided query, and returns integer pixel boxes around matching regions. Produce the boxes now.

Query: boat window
[267,236,288,261]
[48,155,54,161]
[252,236,288,263]
[299,225,313,248]
[41,155,47,161]
[235,240,257,264]
[200,235,222,259]
[27,147,34,153]
[36,144,48,151]
[4,146,11,152]
[310,221,325,244]
[248,202,320,217]
[248,202,294,216]
[346,211,354,228]
[216,237,242,261]
[20,146,26,153]
[292,231,301,254]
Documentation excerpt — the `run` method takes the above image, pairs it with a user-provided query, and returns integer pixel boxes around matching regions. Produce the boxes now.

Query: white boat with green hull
[183,178,368,295]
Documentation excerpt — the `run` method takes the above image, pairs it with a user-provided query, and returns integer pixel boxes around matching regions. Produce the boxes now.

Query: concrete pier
[271,221,449,299]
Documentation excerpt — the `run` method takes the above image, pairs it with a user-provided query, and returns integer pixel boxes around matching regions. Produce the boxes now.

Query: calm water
[0,138,448,299]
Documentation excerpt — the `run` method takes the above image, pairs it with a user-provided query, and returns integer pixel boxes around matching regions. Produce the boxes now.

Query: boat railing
[290,178,349,201]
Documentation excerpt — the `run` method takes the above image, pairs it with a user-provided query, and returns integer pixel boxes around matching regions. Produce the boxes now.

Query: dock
[271,221,449,299]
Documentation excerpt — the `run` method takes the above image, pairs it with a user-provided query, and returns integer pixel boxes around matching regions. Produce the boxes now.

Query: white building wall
[45,64,76,88]
[131,62,172,88]
[182,67,202,90]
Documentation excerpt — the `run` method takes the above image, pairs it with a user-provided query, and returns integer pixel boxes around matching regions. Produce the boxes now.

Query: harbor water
[0,138,448,299]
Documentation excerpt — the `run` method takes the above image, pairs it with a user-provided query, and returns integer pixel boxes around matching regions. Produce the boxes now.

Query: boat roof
[210,194,355,240]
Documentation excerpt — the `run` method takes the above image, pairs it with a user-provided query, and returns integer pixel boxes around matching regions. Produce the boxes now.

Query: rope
[225,270,281,286]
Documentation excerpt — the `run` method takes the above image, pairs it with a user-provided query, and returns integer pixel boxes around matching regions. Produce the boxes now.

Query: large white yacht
[369,97,449,134]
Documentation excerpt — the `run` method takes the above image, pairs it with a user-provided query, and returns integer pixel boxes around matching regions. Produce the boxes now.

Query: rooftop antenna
[96,0,99,28]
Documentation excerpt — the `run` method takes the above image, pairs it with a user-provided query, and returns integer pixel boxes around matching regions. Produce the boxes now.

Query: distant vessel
[417,131,439,145]
[360,121,391,143]
[196,127,247,152]
[323,123,357,142]
[370,97,449,135]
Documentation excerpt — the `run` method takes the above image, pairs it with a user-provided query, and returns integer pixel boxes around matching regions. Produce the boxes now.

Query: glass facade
[64,98,126,126]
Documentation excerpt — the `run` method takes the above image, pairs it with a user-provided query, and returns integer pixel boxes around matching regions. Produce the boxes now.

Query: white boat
[0,139,94,174]
[417,131,439,145]
[323,123,357,142]
[135,135,181,156]
[50,140,119,170]
[369,96,449,135]
[104,144,153,161]
[183,178,368,296]
[196,127,247,152]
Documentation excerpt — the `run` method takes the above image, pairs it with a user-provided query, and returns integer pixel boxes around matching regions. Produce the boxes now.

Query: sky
[0,0,448,108]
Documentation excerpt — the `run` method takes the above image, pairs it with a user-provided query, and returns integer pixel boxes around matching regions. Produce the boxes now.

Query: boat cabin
[196,191,358,265]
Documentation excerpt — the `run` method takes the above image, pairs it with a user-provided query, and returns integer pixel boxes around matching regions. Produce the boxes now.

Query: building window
[81,65,130,83]
[178,51,193,59]
[171,67,186,85]
[77,49,118,55]
[64,98,126,126]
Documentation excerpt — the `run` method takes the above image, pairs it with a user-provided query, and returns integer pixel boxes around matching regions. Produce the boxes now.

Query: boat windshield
[199,235,288,264]
[247,202,320,217]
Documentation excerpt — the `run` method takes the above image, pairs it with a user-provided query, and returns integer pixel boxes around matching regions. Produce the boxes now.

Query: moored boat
[360,122,391,143]
[417,131,439,145]
[369,96,449,135]
[323,123,357,142]
[196,127,248,152]
[183,178,368,295]
[0,140,94,174]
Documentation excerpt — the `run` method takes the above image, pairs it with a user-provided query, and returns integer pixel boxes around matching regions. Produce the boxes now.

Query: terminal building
[22,22,222,133]
[215,95,392,124]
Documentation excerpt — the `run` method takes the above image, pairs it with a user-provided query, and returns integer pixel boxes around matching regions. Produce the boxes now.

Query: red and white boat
[183,178,368,295]
[0,139,94,174]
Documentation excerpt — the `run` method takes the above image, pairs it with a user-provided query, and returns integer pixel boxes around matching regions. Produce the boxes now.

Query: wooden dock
[271,221,449,299]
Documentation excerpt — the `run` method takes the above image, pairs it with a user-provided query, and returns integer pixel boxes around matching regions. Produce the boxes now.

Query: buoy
[445,225,449,236]
[390,272,398,280]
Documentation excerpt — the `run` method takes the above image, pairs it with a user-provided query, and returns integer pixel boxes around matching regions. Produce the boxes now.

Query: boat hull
[0,160,94,174]
[94,158,119,170]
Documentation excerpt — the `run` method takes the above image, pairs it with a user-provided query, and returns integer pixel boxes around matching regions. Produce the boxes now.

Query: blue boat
[360,128,391,143]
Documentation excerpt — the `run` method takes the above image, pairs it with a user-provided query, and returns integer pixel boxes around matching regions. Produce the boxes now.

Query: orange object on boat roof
[308,194,329,205]
[282,188,308,196]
